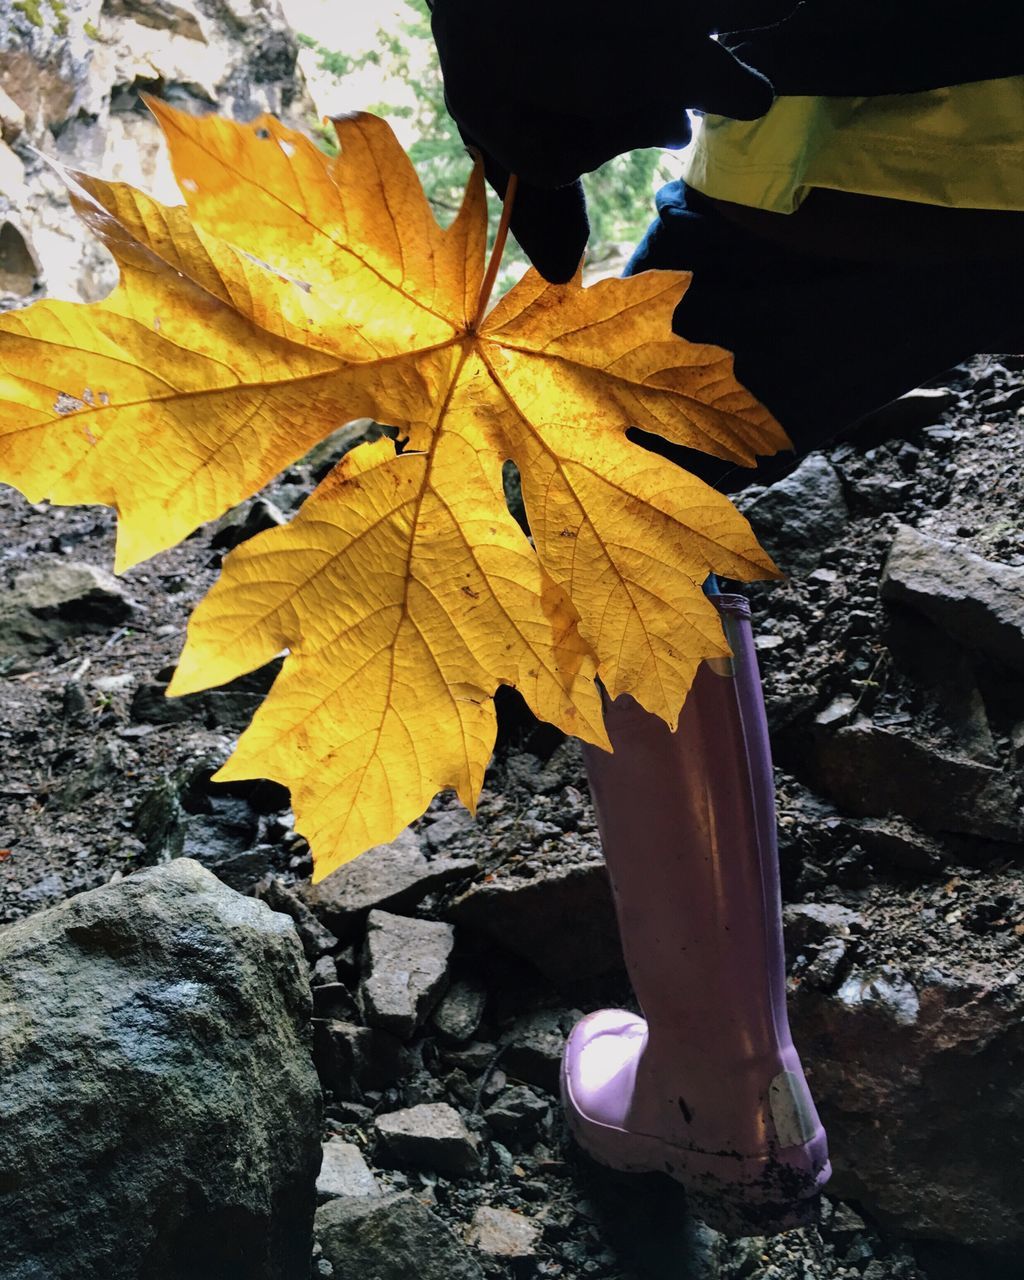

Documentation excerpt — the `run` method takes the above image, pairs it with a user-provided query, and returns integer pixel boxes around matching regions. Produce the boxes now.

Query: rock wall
[0,0,313,306]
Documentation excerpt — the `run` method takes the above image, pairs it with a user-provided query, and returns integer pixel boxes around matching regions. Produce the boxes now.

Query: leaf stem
[472,174,518,331]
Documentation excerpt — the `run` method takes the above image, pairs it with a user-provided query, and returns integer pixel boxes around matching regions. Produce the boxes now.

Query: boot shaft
[583,595,790,1067]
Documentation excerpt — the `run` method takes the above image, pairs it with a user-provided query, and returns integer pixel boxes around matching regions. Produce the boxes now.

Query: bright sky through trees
[277,0,681,275]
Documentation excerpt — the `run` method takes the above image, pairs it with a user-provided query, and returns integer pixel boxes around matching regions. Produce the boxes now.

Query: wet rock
[443,1067,479,1110]
[423,808,478,851]
[791,956,1024,1250]
[978,384,1024,413]
[442,1040,500,1076]
[737,453,849,575]
[431,978,487,1043]
[131,664,281,733]
[16,872,68,907]
[210,495,287,551]
[802,936,850,992]
[200,675,276,731]
[501,1009,582,1093]
[300,828,475,940]
[315,1138,379,1202]
[52,739,126,810]
[133,773,270,890]
[809,717,1024,844]
[12,561,132,624]
[0,859,321,1279]
[132,779,184,862]
[0,560,134,659]
[310,954,339,986]
[333,943,359,984]
[827,1200,868,1240]
[484,1085,552,1143]
[881,523,1024,672]
[850,386,958,437]
[374,1102,481,1177]
[467,1205,540,1258]
[327,1100,375,1127]
[359,909,454,1040]
[179,801,265,889]
[449,862,620,984]
[846,475,914,514]
[312,1019,408,1100]
[256,875,339,962]
[836,817,946,874]
[835,966,921,1026]
[129,681,196,725]
[312,983,359,1022]
[503,753,565,796]
[783,903,866,950]
[315,1193,484,1280]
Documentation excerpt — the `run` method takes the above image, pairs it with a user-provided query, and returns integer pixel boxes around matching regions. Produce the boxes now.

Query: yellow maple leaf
[0,103,788,880]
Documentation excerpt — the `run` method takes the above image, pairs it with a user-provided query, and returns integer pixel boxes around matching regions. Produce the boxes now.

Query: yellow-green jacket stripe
[682,76,1024,214]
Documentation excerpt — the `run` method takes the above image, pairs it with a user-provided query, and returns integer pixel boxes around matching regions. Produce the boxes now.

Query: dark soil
[2,354,1023,1280]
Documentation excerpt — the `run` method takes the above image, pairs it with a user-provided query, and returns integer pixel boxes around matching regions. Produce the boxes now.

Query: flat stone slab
[810,718,1023,844]
[467,1205,540,1258]
[359,909,454,1039]
[448,861,620,984]
[300,829,474,939]
[881,523,1024,671]
[316,1193,483,1280]
[374,1102,481,1176]
[316,1138,380,1202]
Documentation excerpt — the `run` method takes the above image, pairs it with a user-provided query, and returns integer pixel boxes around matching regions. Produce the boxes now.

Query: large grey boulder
[0,858,322,1280]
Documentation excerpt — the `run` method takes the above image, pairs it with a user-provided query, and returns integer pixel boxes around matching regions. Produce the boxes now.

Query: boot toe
[563,1008,647,1131]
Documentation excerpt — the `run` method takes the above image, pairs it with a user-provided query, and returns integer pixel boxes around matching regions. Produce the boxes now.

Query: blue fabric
[625,181,1024,492]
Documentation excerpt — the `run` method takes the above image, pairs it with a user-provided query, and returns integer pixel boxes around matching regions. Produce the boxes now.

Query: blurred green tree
[298,0,671,276]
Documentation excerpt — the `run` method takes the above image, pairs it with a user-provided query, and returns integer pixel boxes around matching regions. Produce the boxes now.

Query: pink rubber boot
[562,593,830,1229]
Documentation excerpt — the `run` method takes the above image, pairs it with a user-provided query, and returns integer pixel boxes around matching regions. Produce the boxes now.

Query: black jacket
[722,1,1024,97]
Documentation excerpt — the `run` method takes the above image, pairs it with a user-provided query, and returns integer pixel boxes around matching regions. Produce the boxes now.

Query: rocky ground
[2,354,1023,1279]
